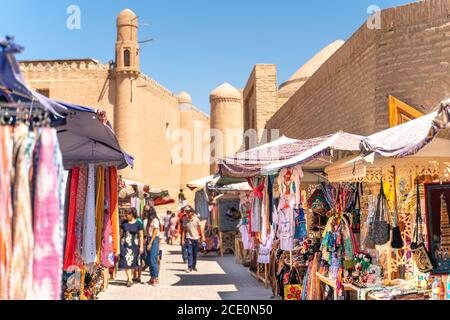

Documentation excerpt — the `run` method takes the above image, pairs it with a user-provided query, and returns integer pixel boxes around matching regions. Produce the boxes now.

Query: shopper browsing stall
[119,208,144,287]
[146,206,161,286]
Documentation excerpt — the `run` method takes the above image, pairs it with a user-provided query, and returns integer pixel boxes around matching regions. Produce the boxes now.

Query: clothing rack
[0,101,53,126]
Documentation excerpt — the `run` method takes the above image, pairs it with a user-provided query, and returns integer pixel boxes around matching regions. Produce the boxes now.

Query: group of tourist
[119,205,161,287]
[117,200,206,288]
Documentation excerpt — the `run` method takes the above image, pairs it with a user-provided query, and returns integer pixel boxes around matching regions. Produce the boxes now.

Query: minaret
[114,9,140,177]
[440,194,450,256]
[209,83,243,174]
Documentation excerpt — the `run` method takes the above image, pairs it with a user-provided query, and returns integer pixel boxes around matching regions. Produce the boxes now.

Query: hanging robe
[0,126,13,300]
[10,124,35,299]
[32,128,63,300]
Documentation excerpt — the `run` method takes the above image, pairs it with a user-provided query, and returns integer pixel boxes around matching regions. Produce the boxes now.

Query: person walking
[184,209,205,273]
[119,208,144,287]
[178,206,191,263]
[168,212,178,245]
[163,210,172,243]
[145,206,161,286]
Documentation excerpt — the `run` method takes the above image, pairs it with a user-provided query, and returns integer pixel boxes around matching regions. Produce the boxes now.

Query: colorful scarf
[63,168,79,270]
[74,167,87,266]
[101,167,114,268]
[32,128,63,300]
[9,124,35,299]
[109,167,120,256]
[82,164,97,264]
[0,126,13,300]
[95,166,104,262]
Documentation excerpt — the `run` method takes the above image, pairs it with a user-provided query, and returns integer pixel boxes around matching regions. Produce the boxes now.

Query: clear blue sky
[0,0,412,114]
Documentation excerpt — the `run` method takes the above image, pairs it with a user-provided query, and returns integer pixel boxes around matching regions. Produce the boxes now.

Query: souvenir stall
[187,175,251,257]
[316,102,450,300]
[0,38,133,300]
[219,131,364,299]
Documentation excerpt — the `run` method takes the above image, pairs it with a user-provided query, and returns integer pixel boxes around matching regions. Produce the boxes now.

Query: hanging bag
[371,178,391,246]
[283,266,302,300]
[351,183,362,234]
[410,179,435,273]
[391,167,404,249]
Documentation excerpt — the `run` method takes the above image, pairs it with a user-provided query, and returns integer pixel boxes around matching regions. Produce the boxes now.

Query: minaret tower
[114,9,140,177]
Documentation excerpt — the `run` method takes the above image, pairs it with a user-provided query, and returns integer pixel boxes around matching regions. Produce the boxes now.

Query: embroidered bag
[371,179,391,246]
[410,179,435,273]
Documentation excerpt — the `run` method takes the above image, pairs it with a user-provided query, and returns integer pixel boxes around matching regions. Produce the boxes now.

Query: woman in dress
[168,213,178,245]
[119,208,144,287]
[145,206,161,286]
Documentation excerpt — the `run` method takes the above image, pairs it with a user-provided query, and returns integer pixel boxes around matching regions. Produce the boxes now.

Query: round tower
[114,9,141,178]
[209,83,243,174]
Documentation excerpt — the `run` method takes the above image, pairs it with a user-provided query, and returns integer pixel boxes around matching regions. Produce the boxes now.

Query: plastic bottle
[432,277,440,300]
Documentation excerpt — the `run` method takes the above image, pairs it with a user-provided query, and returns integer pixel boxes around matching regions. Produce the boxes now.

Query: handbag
[351,183,362,234]
[410,178,435,273]
[391,167,404,249]
[371,179,391,246]
[283,267,302,300]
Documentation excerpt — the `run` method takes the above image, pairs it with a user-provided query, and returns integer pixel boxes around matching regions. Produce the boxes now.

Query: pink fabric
[101,167,114,268]
[32,128,62,300]
[0,126,13,300]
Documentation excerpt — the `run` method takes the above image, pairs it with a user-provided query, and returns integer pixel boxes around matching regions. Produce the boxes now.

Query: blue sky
[0,0,413,114]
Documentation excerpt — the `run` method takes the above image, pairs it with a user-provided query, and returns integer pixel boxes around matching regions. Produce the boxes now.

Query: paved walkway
[98,243,273,300]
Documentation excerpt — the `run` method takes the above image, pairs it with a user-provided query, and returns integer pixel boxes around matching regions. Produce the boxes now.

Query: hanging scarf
[95,166,105,262]
[0,126,13,300]
[109,167,120,256]
[247,177,265,233]
[74,167,88,266]
[63,167,79,271]
[10,124,35,299]
[82,164,97,264]
[32,128,63,300]
[101,167,114,268]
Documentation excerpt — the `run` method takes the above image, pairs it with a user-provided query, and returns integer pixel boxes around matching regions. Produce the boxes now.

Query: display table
[250,263,269,288]
[315,272,360,300]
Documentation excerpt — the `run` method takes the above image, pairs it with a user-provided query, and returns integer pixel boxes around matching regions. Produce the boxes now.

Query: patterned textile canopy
[360,100,450,158]
[0,37,133,169]
[219,131,365,178]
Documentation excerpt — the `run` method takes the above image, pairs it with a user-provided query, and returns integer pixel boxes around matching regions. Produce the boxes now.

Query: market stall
[0,38,133,300]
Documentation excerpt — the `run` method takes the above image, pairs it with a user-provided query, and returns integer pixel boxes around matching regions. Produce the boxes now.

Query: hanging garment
[74,167,87,266]
[101,167,114,268]
[109,167,120,256]
[257,229,274,264]
[95,166,105,262]
[247,177,265,233]
[32,128,63,300]
[9,125,35,299]
[277,204,295,251]
[293,208,307,241]
[239,224,251,250]
[63,168,79,271]
[82,164,96,264]
[278,166,303,209]
[0,126,13,300]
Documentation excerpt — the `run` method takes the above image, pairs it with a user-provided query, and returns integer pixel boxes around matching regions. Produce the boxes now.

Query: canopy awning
[219,131,364,178]
[326,138,450,182]
[360,100,450,158]
[0,38,133,169]
[186,175,250,192]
